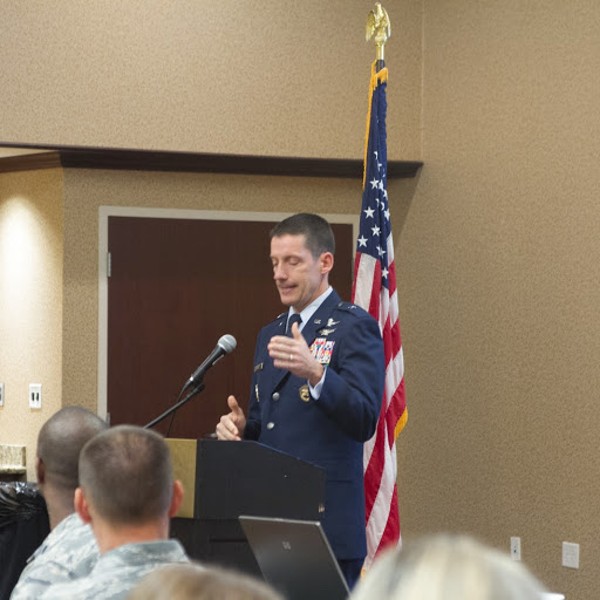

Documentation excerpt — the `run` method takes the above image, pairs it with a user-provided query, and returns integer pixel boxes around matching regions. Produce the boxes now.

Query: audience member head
[127,563,284,600]
[36,406,108,526]
[270,213,335,259]
[75,425,182,540]
[350,533,546,600]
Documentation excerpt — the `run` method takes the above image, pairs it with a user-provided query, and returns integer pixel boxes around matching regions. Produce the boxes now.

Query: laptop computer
[239,515,350,600]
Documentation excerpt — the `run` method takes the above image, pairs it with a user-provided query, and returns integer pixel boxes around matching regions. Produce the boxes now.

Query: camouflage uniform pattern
[39,539,190,600]
[10,512,98,599]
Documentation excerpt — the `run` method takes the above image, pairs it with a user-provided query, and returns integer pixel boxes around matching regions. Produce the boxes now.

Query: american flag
[351,61,407,569]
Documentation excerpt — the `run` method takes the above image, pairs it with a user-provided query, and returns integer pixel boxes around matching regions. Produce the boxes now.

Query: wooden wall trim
[0,144,422,179]
[0,152,62,174]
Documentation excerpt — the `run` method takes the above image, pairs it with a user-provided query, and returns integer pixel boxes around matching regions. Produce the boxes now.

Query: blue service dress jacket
[243,289,385,561]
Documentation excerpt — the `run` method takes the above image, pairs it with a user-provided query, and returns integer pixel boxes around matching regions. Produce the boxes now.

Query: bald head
[37,406,108,492]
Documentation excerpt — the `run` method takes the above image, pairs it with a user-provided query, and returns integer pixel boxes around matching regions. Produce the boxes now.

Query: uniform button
[272,392,280,401]
[266,422,275,430]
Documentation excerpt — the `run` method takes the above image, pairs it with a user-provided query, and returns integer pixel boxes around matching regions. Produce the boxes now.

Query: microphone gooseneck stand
[144,382,205,430]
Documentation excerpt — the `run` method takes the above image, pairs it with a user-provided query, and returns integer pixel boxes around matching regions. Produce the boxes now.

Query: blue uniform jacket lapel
[300,290,341,347]
[265,313,289,391]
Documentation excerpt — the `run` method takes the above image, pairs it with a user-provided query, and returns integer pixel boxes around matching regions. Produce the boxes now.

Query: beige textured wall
[0,169,64,479]
[0,0,422,161]
[5,0,600,598]
[396,1,600,598]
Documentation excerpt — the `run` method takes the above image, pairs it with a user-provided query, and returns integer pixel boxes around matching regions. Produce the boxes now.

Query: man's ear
[320,251,334,275]
[74,488,92,524]
[168,480,184,518]
[35,457,45,486]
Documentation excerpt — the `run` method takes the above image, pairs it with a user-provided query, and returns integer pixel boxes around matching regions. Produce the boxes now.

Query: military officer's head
[269,213,335,312]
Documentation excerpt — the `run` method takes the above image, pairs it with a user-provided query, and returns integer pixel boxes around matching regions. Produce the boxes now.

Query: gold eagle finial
[366,3,391,61]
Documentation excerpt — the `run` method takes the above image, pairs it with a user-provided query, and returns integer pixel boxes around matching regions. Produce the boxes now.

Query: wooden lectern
[167,439,326,576]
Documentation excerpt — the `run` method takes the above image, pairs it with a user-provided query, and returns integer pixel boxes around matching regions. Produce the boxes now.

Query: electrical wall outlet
[562,542,579,569]
[29,383,42,409]
[0,382,4,407]
[510,536,522,561]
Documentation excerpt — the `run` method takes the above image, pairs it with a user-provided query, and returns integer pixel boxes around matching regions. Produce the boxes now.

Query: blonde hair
[127,563,283,600]
[350,534,546,600]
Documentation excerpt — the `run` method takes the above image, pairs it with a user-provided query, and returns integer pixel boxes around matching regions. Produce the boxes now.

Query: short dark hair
[79,425,174,525]
[270,213,335,258]
[37,406,108,491]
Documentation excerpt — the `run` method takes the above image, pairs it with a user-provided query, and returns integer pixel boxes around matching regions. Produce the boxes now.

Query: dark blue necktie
[287,313,302,336]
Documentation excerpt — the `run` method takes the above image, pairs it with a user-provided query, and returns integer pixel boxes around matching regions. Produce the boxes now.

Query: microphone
[186,334,237,389]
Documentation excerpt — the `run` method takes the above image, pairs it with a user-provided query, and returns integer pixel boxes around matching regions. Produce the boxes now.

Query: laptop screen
[239,515,350,600]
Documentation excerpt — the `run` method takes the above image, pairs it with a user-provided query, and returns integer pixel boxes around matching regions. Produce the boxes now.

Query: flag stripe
[367,440,397,534]
[352,61,407,570]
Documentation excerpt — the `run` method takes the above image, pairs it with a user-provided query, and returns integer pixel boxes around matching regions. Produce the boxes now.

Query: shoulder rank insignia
[338,301,358,310]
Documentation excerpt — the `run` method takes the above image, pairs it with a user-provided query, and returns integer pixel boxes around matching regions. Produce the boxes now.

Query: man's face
[270,234,332,312]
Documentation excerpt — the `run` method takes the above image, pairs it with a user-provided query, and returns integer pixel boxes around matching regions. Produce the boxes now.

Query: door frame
[98,206,358,419]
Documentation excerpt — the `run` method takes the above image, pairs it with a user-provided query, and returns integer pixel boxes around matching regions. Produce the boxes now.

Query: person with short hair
[127,563,283,600]
[216,213,385,588]
[40,425,189,600]
[349,533,547,600]
[11,406,108,600]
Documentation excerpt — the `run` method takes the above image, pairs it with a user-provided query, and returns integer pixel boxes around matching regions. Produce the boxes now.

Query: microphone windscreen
[218,334,237,354]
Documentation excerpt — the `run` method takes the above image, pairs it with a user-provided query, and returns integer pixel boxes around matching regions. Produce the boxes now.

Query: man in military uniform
[40,425,189,600]
[216,213,384,588]
[11,407,108,599]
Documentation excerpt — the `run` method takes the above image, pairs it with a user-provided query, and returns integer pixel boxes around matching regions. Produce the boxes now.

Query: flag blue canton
[357,76,391,290]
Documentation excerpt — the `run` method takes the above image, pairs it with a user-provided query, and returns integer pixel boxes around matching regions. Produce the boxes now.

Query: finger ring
[289,353,293,362]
